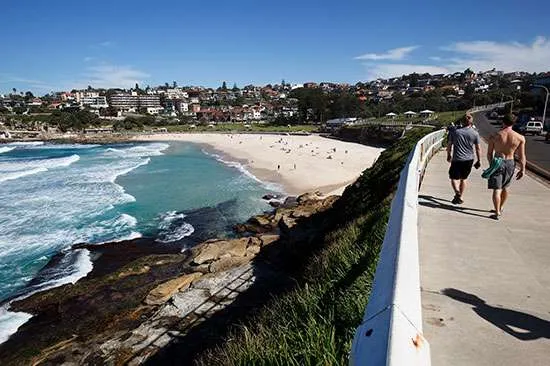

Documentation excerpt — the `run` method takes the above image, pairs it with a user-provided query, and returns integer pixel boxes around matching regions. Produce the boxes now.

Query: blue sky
[1,0,549,94]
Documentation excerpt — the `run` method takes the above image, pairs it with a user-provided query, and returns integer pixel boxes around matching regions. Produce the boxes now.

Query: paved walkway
[419,151,550,366]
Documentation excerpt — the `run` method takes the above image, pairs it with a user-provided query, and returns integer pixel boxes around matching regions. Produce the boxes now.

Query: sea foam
[156,211,195,243]
[0,248,93,345]
[0,308,33,344]
[0,154,80,183]
[0,146,15,154]
[6,141,44,146]
[202,149,284,192]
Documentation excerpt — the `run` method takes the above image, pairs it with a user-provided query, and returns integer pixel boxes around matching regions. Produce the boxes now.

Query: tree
[173,81,177,88]
[135,83,140,91]
[25,91,34,100]
[232,83,239,92]
[328,92,363,118]
[164,82,169,89]
[409,73,419,87]
[87,85,93,91]
[12,88,16,95]
[221,81,227,91]
[290,87,328,123]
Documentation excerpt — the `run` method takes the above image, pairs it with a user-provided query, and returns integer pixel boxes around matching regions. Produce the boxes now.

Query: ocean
[0,140,278,341]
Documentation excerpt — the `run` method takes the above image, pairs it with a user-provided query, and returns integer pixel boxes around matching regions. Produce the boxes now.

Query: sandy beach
[135,133,383,196]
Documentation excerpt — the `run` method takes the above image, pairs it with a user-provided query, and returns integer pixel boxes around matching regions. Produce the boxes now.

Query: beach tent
[385,112,397,119]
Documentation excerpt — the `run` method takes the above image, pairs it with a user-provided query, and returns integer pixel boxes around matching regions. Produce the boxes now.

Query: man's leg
[492,189,502,215]
[500,188,509,211]
[459,179,467,197]
[451,179,460,195]
[451,179,462,204]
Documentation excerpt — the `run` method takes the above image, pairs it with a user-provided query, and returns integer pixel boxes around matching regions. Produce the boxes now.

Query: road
[473,111,550,176]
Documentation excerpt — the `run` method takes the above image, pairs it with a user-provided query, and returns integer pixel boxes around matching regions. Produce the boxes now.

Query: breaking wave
[156,211,195,243]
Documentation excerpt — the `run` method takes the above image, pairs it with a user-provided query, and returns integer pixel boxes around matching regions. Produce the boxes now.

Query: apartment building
[81,96,108,109]
[109,93,161,112]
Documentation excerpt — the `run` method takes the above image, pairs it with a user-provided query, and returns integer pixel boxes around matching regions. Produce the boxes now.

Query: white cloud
[83,56,94,62]
[442,36,550,73]
[357,36,550,80]
[354,46,419,61]
[364,64,450,80]
[0,75,55,92]
[99,41,114,47]
[75,64,150,89]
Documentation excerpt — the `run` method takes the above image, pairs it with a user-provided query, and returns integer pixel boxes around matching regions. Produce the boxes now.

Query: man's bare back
[487,127,526,179]
[491,128,524,159]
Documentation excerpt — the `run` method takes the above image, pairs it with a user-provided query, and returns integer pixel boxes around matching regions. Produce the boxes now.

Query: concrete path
[419,151,550,366]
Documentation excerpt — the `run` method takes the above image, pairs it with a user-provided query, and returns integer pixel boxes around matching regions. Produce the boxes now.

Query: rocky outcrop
[259,234,280,247]
[145,272,203,305]
[0,192,338,366]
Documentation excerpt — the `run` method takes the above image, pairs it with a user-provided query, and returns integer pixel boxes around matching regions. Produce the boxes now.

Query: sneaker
[452,194,461,205]
[456,196,464,204]
[490,213,501,220]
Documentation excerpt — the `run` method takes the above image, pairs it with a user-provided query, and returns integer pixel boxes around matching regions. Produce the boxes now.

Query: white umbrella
[404,111,417,115]
[420,110,434,114]
[385,112,397,117]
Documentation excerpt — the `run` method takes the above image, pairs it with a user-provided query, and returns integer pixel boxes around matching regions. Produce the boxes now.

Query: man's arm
[446,140,453,162]
[474,143,481,168]
[486,136,494,164]
[516,136,526,180]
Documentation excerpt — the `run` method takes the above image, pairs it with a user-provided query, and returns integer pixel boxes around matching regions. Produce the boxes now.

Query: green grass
[154,123,319,133]
[195,128,430,365]
[431,110,466,127]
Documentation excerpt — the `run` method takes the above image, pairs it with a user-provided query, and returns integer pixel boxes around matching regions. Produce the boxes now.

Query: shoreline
[3,132,383,196]
[134,133,384,196]
[0,132,382,340]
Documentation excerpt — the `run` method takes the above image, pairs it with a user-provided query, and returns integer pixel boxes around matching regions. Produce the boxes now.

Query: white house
[176,101,189,113]
[146,106,164,115]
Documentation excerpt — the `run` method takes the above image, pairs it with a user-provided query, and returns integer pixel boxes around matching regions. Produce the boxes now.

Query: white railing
[469,102,507,113]
[350,104,506,366]
[349,128,446,366]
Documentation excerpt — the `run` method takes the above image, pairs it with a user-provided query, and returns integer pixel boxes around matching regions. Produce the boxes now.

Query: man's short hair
[461,113,473,126]
[503,114,516,126]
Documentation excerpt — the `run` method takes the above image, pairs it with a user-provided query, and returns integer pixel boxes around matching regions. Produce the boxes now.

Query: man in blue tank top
[446,113,481,204]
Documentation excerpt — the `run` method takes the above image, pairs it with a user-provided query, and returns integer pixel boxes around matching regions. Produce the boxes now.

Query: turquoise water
[0,141,275,303]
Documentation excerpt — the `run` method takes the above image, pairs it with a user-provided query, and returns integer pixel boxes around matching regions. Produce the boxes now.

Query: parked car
[517,120,544,135]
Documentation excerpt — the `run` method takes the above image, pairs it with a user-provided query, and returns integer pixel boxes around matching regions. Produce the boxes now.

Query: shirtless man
[486,114,526,220]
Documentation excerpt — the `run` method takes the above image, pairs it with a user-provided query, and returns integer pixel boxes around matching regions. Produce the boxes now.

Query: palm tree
[12,88,16,95]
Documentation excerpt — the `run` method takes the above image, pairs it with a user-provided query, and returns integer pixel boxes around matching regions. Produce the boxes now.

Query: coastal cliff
[0,128,429,365]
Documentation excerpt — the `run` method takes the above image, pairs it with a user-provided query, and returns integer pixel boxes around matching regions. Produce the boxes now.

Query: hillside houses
[1,69,548,125]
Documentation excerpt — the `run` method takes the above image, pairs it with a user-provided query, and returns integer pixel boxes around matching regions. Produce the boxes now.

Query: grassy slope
[196,128,431,365]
